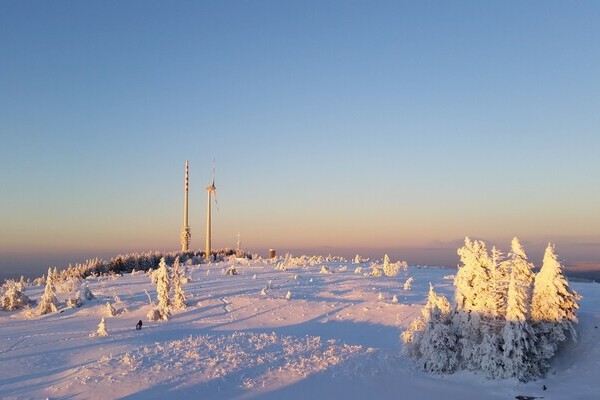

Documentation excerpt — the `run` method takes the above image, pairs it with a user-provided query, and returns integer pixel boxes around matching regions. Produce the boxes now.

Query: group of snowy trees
[1,277,33,311]
[34,248,248,284]
[402,237,580,382]
[147,257,188,321]
[1,267,98,314]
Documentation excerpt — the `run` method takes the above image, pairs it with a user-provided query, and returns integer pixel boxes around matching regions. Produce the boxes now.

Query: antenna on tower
[205,159,217,261]
[180,160,191,252]
[237,232,241,252]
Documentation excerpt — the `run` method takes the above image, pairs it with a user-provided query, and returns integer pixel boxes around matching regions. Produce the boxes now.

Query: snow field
[0,255,599,399]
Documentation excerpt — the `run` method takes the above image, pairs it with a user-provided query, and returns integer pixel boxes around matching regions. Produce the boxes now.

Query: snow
[1,256,599,399]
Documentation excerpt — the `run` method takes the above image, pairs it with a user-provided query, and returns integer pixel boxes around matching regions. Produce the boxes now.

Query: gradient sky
[1,1,600,279]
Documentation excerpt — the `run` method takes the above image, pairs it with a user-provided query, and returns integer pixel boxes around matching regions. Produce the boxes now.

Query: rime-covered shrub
[94,318,108,337]
[81,282,94,301]
[370,263,382,277]
[225,266,239,275]
[1,281,33,311]
[320,266,332,274]
[105,301,117,317]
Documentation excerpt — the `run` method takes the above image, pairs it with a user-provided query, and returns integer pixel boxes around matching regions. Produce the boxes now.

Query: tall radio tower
[180,160,191,252]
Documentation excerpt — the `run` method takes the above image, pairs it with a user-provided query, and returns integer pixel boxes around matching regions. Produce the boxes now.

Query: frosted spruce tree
[38,267,58,315]
[105,301,117,317]
[147,257,171,321]
[81,282,95,301]
[489,246,509,318]
[382,254,399,277]
[531,244,580,364]
[452,238,496,368]
[454,237,495,315]
[402,283,457,373]
[171,257,187,309]
[501,244,541,382]
[96,317,108,336]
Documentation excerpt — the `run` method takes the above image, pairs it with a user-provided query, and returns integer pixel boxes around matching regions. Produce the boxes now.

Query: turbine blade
[213,189,220,212]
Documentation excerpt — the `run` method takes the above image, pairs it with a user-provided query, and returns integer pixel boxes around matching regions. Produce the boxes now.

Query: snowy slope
[1,256,598,400]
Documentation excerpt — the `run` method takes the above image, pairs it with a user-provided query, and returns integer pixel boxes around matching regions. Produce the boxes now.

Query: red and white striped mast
[180,160,191,251]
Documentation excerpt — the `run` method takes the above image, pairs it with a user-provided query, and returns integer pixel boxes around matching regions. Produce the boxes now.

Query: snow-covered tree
[171,257,187,309]
[402,284,457,373]
[38,267,58,315]
[531,244,581,363]
[505,237,535,322]
[96,317,108,336]
[489,246,509,318]
[1,281,33,311]
[148,257,171,321]
[475,331,505,379]
[80,282,95,301]
[105,301,117,317]
[403,276,414,291]
[500,250,541,381]
[531,244,580,328]
[370,262,382,277]
[501,319,540,381]
[382,254,399,277]
[454,237,495,315]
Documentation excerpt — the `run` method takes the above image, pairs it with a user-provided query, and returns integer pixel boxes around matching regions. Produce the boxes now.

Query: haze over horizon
[2,2,599,281]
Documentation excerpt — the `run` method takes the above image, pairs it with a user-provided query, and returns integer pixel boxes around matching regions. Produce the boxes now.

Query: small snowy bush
[95,318,108,336]
[147,307,169,322]
[320,266,332,274]
[1,282,33,311]
[225,266,239,275]
[370,264,382,277]
[105,301,117,317]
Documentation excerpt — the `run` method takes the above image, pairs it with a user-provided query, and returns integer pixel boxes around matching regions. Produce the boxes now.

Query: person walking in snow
[136,320,143,330]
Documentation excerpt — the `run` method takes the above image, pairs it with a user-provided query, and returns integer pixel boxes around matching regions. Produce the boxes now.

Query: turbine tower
[180,160,191,252]
[205,161,217,261]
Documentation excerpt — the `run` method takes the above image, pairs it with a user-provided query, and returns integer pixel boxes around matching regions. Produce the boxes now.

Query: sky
[1,1,600,280]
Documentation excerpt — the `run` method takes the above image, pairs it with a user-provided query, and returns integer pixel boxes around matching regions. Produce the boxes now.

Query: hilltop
[1,255,599,399]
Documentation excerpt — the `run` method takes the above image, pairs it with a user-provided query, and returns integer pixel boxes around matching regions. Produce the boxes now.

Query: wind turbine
[205,160,218,261]
[180,160,191,252]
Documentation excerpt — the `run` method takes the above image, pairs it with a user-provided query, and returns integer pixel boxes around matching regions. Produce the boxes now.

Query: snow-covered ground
[1,256,598,400]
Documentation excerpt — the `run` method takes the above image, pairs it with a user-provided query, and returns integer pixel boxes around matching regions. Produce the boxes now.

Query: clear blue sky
[1,1,599,279]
